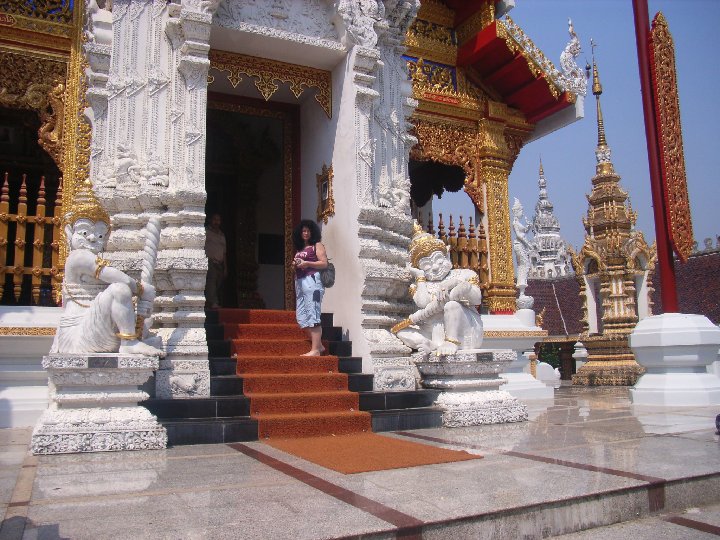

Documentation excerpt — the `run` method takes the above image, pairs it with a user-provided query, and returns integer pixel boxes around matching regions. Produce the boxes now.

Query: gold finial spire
[590,40,607,148]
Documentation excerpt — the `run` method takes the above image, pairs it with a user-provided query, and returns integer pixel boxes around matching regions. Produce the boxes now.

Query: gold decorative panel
[316,163,334,225]
[411,115,477,177]
[209,50,332,118]
[0,47,68,112]
[649,12,693,262]
[0,0,73,25]
[405,19,456,65]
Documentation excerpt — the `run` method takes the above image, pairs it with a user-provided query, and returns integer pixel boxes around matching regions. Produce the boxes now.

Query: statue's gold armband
[94,257,110,280]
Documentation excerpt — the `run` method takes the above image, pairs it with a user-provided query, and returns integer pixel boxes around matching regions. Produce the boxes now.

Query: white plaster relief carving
[349,2,420,393]
[334,0,385,48]
[373,366,415,391]
[437,390,529,427]
[87,0,211,400]
[215,0,339,43]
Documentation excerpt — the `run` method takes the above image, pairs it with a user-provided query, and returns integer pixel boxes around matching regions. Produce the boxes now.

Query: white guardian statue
[512,198,534,309]
[392,223,483,357]
[51,181,164,357]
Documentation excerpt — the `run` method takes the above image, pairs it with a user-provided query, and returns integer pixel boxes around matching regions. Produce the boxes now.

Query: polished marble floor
[1,387,719,539]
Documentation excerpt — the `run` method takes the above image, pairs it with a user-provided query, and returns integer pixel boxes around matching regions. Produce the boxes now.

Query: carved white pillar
[84,1,113,179]
[89,0,217,398]
[338,1,421,391]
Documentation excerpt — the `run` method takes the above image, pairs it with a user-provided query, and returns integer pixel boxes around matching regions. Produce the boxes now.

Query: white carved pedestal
[630,313,720,406]
[415,350,528,427]
[31,354,167,454]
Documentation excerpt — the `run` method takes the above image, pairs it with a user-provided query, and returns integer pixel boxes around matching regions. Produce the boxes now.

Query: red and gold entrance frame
[649,12,693,262]
[206,93,300,309]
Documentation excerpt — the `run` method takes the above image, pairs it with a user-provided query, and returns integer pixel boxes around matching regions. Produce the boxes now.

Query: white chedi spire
[529,160,573,279]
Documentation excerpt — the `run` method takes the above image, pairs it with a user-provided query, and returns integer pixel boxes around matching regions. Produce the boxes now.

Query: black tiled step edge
[142,396,251,419]
[348,373,373,392]
[211,375,244,395]
[359,390,440,411]
[210,358,237,376]
[209,356,361,376]
[161,418,258,446]
[338,357,361,374]
[207,338,353,358]
[370,407,444,432]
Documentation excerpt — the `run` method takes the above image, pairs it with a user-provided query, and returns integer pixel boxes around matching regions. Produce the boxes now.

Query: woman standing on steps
[292,219,328,356]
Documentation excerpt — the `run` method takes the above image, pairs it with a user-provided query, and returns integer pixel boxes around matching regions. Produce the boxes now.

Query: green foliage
[538,343,561,369]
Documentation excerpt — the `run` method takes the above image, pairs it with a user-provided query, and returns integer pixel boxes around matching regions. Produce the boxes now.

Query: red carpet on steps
[218,309,372,439]
[217,309,481,473]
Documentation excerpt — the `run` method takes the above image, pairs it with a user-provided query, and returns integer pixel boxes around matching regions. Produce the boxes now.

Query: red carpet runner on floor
[218,309,480,473]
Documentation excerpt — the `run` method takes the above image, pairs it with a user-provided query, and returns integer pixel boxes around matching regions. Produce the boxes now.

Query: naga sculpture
[392,222,483,357]
[51,180,164,357]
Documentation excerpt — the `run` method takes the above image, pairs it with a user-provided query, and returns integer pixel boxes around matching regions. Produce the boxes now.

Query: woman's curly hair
[292,219,322,251]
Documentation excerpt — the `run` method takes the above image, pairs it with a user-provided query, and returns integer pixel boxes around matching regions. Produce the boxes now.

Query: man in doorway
[205,213,226,309]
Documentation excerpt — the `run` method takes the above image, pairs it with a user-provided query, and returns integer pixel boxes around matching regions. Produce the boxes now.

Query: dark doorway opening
[205,97,297,310]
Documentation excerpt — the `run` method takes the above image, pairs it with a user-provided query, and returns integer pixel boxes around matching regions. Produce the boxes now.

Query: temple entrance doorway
[205,95,299,310]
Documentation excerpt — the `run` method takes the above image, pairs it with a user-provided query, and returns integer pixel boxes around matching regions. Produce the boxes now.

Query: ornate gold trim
[207,100,296,309]
[58,3,91,290]
[484,330,548,338]
[0,327,56,336]
[0,2,73,26]
[411,115,477,178]
[406,58,487,117]
[209,50,332,119]
[405,19,456,66]
[649,12,693,262]
[416,0,454,27]
[456,3,495,46]
[0,46,68,111]
[38,80,66,169]
[316,163,334,225]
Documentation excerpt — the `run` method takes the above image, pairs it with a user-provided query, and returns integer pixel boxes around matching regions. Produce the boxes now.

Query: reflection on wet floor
[1,386,718,539]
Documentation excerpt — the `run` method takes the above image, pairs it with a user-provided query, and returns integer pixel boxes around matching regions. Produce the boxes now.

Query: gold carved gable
[208,50,332,118]
[410,116,477,178]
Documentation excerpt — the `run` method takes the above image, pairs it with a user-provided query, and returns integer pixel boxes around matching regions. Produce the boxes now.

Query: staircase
[143,309,442,446]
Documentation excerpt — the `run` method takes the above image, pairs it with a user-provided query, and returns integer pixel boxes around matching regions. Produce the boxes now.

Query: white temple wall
[302,53,369,364]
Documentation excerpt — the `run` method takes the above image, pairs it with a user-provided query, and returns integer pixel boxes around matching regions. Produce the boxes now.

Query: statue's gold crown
[63,180,111,226]
[409,221,447,267]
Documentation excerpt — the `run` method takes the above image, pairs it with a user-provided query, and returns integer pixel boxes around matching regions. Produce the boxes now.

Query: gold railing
[0,172,63,305]
[417,212,489,290]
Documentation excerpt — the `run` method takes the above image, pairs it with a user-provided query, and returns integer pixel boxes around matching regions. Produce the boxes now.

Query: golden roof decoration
[409,221,447,267]
[63,179,110,226]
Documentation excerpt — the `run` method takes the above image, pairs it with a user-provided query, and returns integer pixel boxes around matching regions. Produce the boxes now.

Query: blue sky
[434,0,720,252]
